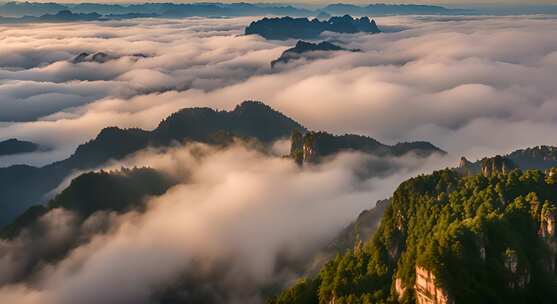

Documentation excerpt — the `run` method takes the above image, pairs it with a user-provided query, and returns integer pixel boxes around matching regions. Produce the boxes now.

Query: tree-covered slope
[272,168,557,304]
[457,146,557,176]
[0,167,175,283]
[0,101,441,227]
[290,130,445,165]
[0,101,306,226]
[1,167,174,240]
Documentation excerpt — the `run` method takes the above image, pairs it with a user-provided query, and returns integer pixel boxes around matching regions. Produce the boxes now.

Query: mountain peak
[271,40,355,68]
[245,14,380,40]
[0,138,40,156]
[233,100,272,113]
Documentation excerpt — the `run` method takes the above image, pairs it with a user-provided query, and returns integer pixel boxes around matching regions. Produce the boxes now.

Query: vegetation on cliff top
[271,168,557,304]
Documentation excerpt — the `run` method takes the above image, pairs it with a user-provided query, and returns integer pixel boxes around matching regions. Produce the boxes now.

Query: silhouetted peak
[392,141,446,156]
[290,131,442,164]
[294,40,344,51]
[0,138,40,156]
[56,9,72,16]
[96,126,133,139]
[329,14,353,23]
[164,106,217,119]
[245,14,380,40]
[71,51,115,63]
[233,100,272,113]
[459,156,471,168]
[271,40,355,68]
[153,101,305,144]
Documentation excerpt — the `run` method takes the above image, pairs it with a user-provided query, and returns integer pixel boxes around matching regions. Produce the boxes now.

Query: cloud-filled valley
[0,142,449,303]
[1,12,557,304]
[1,15,557,167]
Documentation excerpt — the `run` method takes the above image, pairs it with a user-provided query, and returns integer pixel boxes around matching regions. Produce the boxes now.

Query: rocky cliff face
[540,204,557,273]
[481,155,516,177]
[415,266,452,304]
[455,156,479,175]
[273,165,557,304]
[456,146,557,177]
[289,131,444,165]
[504,249,531,289]
[394,277,406,301]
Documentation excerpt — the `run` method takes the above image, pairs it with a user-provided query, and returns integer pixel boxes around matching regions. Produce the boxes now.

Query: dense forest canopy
[272,168,557,304]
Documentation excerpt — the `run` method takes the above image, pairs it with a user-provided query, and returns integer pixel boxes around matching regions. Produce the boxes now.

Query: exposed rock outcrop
[540,204,557,273]
[456,146,557,177]
[415,266,452,304]
[394,277,406,300]
[481,155,516,177]
[289,131,444,165]
[71,52,147,64]
[72,52,114,63]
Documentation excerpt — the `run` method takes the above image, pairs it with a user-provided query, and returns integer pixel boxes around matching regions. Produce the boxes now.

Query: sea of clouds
[0,14,557,303]
[1,15,556,166]
[0,142,450,303]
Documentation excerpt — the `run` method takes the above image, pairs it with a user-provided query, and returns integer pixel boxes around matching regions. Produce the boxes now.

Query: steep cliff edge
[456,146,557,177]
[289,130,444,165]
[273,155,557,304]
[414,266,452,304]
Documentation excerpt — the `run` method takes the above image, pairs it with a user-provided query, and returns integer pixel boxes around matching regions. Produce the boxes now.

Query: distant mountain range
[0,101,441,227]
[0,9,103,23]
[0,2,311,18]
[271,40,360,68]
[0,2,480,23]
[246,15,380,40]
[1,1,555,22]
[321,3,471,16]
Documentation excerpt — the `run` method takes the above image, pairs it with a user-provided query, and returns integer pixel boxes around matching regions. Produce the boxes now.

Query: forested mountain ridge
[457,146,557,176]
[290,130,444,165]
[1,167,174,238]
[0,167,174,282]
[272,154,557,304]
[0,101,441,227]
[271,40,359,68]
[0,101,304,226]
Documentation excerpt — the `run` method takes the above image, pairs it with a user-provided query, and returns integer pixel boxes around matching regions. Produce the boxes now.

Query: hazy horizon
[3,0,557,7]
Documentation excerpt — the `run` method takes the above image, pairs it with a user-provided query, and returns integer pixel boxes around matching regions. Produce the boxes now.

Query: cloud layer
[1,16,557,167]
[1,14,556,303]
[0,142,450,303]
